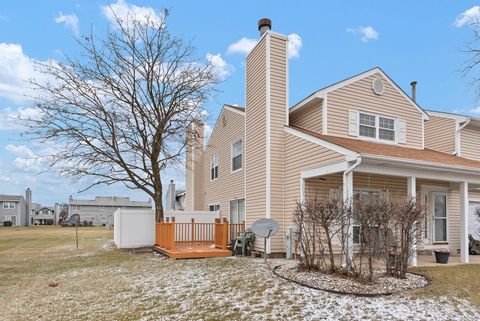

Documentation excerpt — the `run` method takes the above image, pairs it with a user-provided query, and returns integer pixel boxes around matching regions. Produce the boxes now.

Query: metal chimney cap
[410,81,417,86]
[258,18,272,31]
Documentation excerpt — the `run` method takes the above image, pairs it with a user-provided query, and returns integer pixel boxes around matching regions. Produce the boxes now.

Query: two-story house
[69,196,152,226]
[30,203,56,225]
[0,190,29,226]
[185,19,480,264]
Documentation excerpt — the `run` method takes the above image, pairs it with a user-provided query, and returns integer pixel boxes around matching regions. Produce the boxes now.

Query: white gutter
[454,118,471,155]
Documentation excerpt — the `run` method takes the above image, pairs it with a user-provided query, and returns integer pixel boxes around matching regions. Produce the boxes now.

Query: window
[353,190,380,244]
[71,205,80,211]
[231,139,243,171]
[229,199,245,224]
[209,204,220,211]
[2,202,15,209]
[433,193,447,242]
[359,112,396,142]
[210,154,219,180]
[41,209,49,215]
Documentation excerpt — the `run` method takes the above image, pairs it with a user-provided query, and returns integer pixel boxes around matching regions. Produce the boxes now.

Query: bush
[294,194,426,282]
[3,221,12,227]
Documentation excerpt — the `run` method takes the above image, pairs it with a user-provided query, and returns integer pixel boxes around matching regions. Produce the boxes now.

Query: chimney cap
[410,81,417,86]
[258,18,272,31]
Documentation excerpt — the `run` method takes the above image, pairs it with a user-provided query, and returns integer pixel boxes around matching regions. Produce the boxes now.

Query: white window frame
[353,189,381,244]
[229,198,245,224]
[3,202,15,209]
[208,203,220,212]
[210,154,219,181]
[4,215,17,225]
[358,111,398,144]
[231,139,243,173]
[432,192,448,244]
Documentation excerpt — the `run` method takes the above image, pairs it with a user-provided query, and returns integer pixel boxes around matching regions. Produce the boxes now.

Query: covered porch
[300,157,480,266]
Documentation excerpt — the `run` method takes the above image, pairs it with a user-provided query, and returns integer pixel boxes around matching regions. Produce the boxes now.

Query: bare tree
[23,10,217,221]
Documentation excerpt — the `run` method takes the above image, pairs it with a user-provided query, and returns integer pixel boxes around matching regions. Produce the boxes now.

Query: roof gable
[204,104,245,152]
[290,67,429,119]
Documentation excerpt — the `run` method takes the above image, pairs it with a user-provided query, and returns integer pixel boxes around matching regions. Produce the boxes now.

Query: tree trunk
[154,184,164,222]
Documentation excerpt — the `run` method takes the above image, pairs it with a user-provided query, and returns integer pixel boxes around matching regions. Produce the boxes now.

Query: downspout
[454,118,470,156]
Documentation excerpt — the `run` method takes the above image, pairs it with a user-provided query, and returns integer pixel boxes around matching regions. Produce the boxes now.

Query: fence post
[191,218,195,244]
[222,218,228,250]
[170,217,176,251]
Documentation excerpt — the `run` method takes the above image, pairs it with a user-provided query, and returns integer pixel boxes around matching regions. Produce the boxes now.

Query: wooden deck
[155,244,232,259]
[155,219,245,259]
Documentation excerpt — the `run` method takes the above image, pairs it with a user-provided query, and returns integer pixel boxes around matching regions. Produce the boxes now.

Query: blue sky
[1,0,480,205]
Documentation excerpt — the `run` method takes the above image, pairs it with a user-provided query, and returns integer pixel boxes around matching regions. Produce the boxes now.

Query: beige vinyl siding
[185,124,204,211]
[460,125,480,161]
[327,73,423,149]
[245,36,267,238]
[268,34,288,253]
[283,132,345,232]
[424,116,456,154]
[289,101,323,133]
[202,108,245,219]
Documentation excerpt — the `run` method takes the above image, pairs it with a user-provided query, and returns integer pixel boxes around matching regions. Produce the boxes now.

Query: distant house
[68,196,152,226]
[165,180,185,211]
[0,189,31,226]
[30,203,56,225]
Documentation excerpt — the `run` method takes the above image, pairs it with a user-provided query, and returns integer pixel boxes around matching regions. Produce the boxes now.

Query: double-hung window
[210,154,219,180]
[232,139,243,172]
[209,204,220,211]
[2,202,15,209]
[359,112,396,142]
[353,190,380,244]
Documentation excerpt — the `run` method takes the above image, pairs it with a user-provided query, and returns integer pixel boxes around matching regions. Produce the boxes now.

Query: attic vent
[372,78,385,95]
[222,115,227,127]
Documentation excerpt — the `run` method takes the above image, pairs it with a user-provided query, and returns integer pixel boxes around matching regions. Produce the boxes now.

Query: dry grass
[0,226,479,321]
[410,264,480,306]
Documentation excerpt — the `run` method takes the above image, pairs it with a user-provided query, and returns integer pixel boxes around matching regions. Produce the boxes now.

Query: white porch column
[343,170,354,263]
[407,176,417,267]
[300,178,306,204]
[460,181,469,264]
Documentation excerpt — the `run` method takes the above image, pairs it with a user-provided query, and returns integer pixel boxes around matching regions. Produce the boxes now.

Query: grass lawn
[0,226,479,321]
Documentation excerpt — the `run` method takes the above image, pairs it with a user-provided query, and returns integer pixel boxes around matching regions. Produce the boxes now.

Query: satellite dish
[69,214,80,224]
[251,219,279,263]
[251,219,279,238]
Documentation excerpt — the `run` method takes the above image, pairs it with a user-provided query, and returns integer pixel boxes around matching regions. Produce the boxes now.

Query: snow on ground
[5,252,478,321]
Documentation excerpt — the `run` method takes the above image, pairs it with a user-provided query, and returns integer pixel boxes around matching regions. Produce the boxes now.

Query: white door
[469,202,480,239]
[10,215,17,226]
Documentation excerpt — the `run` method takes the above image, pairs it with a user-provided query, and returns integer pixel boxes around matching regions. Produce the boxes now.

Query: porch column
[407,176,417,267]
[343,170,354,263]
[300,178,306,203]
[460,181,469,264]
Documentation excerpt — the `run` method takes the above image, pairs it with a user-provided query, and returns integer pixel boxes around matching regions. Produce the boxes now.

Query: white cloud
[0,106,41,130]
[470,107,480,114]
[206,53,233,81]
[288,33,302,58]
[54,12,79,35]
[347,26,379,42]
[101,0,164,28]
[227,37,258,55]
[5,144,35,158]
[227,34,303,59]
[454,6,480,27]
[0,43,52,103]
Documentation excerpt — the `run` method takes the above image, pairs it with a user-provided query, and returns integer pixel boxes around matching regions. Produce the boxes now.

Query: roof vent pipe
[410,81,417,102]
[258,18,272,37]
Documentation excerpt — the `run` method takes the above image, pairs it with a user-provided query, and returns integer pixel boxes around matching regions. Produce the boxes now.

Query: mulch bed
[273,264,431,297]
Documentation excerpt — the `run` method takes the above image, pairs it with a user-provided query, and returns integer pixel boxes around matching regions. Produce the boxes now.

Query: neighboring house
[0,190,29,226]
[68,196,152,226]
[184,18,480,264]
[165,180,185,211]
[30,203,56,225]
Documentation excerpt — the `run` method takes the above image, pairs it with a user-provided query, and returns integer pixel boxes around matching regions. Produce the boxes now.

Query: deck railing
[155,218,245,251]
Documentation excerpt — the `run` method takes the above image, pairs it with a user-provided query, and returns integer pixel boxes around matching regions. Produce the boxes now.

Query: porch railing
[155,218,246,251]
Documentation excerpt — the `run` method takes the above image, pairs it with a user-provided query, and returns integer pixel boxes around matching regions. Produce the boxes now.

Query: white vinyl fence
[114,209,220,248]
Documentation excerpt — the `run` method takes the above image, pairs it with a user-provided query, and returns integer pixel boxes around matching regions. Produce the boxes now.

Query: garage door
[469,202,480,239]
